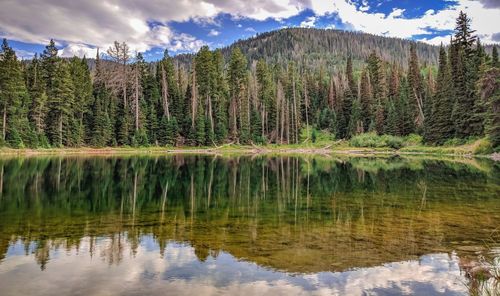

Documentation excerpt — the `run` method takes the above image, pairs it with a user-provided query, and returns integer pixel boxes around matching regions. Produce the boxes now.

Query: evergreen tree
[359,68,373,130]
[0,39,31,147]
[69,56,93,145]
[40,39,59,93]
[26,54,49,146]
[492,46,499,68]
[256,59,274,139]
[384,100,398,136]
[90,50,112,147]
[478,66,500,147]
[228,47,248,142]
[46,61,75,147]
[408,43,424,127]
[213,50,228,143]
[397,77,415,136]
[348,99,363,136]
[425,46,453,144]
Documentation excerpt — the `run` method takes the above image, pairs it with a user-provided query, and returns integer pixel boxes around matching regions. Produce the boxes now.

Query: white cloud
[1,0,499,57]
[208,29,220,37]
[300,16,316,28]
[59,43,98,58]
[0,0,308,57]
[419,35,452,46]
[309,0,500,44]
[13,48,36,60]
[388,8,405,19]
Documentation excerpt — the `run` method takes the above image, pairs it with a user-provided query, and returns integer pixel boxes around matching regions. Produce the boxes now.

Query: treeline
[0,12,498,148]
[174,27,442,74]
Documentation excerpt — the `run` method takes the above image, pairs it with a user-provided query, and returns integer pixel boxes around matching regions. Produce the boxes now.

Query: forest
[0,12,498,150]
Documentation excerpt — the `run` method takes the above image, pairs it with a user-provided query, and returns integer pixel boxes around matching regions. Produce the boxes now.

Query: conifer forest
[0,12,498,149]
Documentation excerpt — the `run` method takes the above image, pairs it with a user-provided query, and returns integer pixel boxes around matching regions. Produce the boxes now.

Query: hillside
[175,28,441,72]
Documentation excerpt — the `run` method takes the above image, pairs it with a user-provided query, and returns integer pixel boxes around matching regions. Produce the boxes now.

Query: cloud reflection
[0,235,467,296]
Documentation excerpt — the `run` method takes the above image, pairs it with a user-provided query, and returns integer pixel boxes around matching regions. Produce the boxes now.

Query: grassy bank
[0,139,497,160]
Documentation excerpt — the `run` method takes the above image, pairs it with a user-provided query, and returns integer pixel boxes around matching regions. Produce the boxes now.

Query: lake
[0,155,499,295]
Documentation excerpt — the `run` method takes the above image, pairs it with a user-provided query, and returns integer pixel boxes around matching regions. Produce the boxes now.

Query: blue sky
[1,0,499,61]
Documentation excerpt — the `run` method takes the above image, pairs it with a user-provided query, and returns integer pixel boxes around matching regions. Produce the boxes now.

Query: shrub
[472,138,493,155]
[382,135,404,149]
[404,134,423,146]
[443,138,465,147]
[350,133,405,149]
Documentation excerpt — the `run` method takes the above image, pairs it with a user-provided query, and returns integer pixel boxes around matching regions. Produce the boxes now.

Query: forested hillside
[0,12,498,149]
[176,28,441,73]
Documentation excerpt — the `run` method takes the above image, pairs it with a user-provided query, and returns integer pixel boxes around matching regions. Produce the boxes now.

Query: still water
[0,155,498,295]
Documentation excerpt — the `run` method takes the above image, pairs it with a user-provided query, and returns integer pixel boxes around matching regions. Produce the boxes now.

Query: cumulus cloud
[0,0,308,57]
[300,16,317,28]
[0,0,499,57]
[208,29,220,37]
[309,0,500,44]
[12,48,36,60]
[478,0,500,9]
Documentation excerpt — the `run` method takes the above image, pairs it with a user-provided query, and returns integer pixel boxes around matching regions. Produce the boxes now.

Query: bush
[443,138,465,147]
[472,138,493,155]
[350,133,404,149]
[382,135,404,149]
[404,134,423,146]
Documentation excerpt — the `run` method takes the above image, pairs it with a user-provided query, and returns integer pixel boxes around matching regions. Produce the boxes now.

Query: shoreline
[0,145,498,160]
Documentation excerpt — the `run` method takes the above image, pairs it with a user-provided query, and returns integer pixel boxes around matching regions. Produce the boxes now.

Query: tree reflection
[0,155,498,272]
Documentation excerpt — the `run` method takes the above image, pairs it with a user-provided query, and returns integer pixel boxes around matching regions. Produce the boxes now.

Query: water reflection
[1,237,467,296]
[0,155,499,295]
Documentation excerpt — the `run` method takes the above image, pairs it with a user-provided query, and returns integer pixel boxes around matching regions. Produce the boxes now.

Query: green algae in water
[0,155,499,295]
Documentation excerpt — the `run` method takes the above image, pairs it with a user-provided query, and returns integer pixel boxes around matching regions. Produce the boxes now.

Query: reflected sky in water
[0,236,467,296]
[0,155,498,295]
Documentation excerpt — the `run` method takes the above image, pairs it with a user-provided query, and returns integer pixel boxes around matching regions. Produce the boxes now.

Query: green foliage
[472,138,493,155]
[0,12,495,152]
[350,133,404,149]
[404,134,423,146]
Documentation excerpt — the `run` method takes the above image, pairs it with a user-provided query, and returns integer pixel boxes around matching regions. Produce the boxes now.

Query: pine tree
[408,43,425,128]
[478,66,500,147]
[0,39,31,147]
[384,100,398,135]
[359,68,373,130]
[40,39,59,93]
[213,50,228,143]
[46,61,75,147]
[374,101,385,135]
[26,54,48,146]
[492,46,499,68]
[228,47,248,142]
[69,56,93,145]
[346,55,357,95]
[454,11,477,58]
[348,99,363,136]
[256,58,274,140]
[397,77,414,136]
[90,50,112,147]
[425,46,453,144]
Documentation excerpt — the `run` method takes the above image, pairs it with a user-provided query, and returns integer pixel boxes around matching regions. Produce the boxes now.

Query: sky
[1,0,499,61]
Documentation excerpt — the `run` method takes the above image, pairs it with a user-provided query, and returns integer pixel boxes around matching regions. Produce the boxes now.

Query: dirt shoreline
[0,146,497,160]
